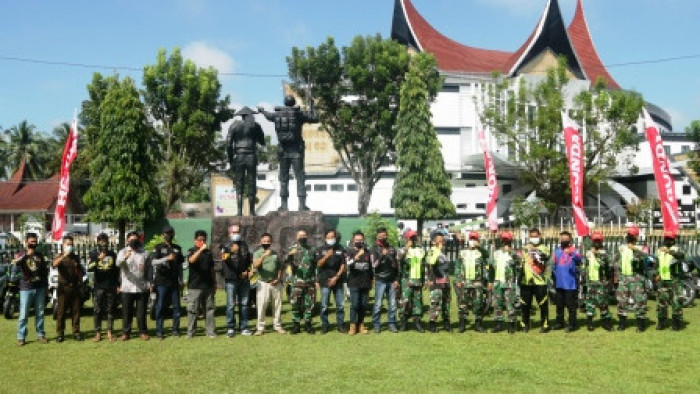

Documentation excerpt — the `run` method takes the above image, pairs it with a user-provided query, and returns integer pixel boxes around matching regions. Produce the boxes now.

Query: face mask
[164,234,174,242]
[64,246,74,254]
[27,243,37,250]
[377,238,388,245]
[298,237,308,246]
[128,240,140,249]
[354,241,364,248]
[530,237,540,245]
[560,241,571,249]
[468,240,478,248]
[593,242,603,249]
[664,240,674,247]
[501,241,512,247]
[626,236,637,244]
[326,238,336,246]
[261,243,271,250]
[230,234,241,242]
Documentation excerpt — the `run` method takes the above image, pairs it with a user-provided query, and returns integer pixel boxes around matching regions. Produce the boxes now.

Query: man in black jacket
[186,230,217,338]
[315,229,347,334]
[87,233,119,342]
[52,235,86,342]
[221,224,253,337]
[12,232,49,346]
[151,225,184,340]
[370,227,399,333]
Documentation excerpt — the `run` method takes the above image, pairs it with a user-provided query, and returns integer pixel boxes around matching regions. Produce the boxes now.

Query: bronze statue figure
[227,106,265,216]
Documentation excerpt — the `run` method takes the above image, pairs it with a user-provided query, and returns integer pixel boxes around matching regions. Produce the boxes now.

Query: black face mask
[128,240,140,249]
[560,241,571,249]
[27,243,37,250]
[593,242,603,249]
[626,235,637,244]
[501,241,512,247]
[664,239,675,247]
[98,244,108,251]
[354,241,364,248]
[298,238,308,246]
[377,238,388,245]
[261,244,271,250]
[164,234,174,243]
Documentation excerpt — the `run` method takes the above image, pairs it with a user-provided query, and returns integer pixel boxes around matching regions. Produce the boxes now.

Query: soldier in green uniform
[584,231,613,331]
[615,226,648,332]
[427,233,451,333]
[490,231,520,334]
[519,228,551,333]
[398,230,426,332]
[285,230,317,334]
[655,230,686,331]
[455,231,490,333]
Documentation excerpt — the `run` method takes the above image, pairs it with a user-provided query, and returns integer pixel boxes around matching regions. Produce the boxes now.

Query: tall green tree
[287,35,411,215]
[392,53,455,235]
[3,120,54,180]
[686,120,700,173]
[142,48,234,213]
[482,57,644,218]
[83,77,162,247]
[0,130,8,180]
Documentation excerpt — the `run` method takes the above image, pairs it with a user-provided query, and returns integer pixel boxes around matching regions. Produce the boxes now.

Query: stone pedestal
[211,211,326,257]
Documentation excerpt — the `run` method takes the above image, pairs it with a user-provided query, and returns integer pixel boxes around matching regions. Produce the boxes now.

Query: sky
[1,0,699,137]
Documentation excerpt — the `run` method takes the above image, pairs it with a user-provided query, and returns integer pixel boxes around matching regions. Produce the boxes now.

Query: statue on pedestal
[226,107,265,216]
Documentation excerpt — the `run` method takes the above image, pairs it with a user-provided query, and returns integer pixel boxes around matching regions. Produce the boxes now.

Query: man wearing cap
[655,231,686,331]
[615,226,649,332]
[87,233,119,341]
[151,225,184,340]
[584,231,613,331]
[427,233,452,333]
[226,106,265,216]
[455,231,490,333]
[490,231,521,334]
[221,224,253,337]
[552,231,583,333]
[398,230,426,332]
[519,228,551,333]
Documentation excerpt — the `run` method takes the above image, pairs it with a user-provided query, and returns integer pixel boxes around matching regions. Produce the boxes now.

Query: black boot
[656,317,667,331]
[428,321,437,333]
[400,316,407,332]
[475,319,486,333]
[636,317,646,333]
[305,321,314,334]
[617,316,627,331]
[672,316,682,331]
[299,196,310,211]
[248,197,256,216]
[458,317,466,333]
[566,321,577,333]
[521,320,530,333]
[492,321,504,333]
[413,317,425,333]
[552,319,566,331]
[279,197,288,211]
[236,196,244,216]
[321,324,329,335]
[292,322,301,335]
[602,317,613,331]
[507,322,516,334]
[443,319,452,332]
[587,316,594,331]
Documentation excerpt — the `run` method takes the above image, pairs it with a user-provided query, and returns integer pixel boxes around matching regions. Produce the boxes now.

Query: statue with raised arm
[227,106,265,216]
[258,95,319,211]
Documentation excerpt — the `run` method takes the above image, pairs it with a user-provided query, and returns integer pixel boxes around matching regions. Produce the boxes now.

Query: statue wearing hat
[227,107,265,216]
[258,95,318,211]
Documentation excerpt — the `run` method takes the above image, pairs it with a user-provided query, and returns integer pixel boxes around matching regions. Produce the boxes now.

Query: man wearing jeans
[117,231,152,341]
[221,224,252,337]
[371,227,399,334]
[12,232,49,346]
[253,233,285,335]
[186,230,217,338]
[151,225,184,340]
[315,229,347,334]
[347,231,372,335]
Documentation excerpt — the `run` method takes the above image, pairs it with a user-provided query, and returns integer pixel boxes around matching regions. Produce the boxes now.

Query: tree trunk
[357,179,374,216]
[417,219,424,247]
[117,219,126,249]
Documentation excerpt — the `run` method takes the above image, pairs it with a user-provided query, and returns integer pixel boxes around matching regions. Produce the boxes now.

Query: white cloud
[182,41,236,75]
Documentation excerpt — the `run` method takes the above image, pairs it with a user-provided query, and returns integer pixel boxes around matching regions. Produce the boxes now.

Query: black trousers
[279,156,306,198]
[122,292,148,335]
[56,283,81,335]
[520,284,549,327]
[234,153,257,197]
[555,289,578,326]
[94,288,117,333]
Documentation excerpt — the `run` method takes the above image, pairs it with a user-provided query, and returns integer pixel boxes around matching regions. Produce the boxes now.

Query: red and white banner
[477,119,498,231]
[51,116,79,241]
[562,111,590,237]
[644,108,680,235]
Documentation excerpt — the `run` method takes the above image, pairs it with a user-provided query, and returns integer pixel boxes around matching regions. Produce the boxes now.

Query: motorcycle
[2,262,20,319]
[679,259,697,307]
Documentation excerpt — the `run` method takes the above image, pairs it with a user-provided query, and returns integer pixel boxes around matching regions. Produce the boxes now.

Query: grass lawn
[1,289,699,393]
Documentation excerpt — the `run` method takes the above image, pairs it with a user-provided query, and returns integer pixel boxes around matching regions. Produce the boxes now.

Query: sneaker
[254,330,264,336]
[140,334,150,341]
[388,325,398,333]
[56,335,65,343]
[74,333,84,341]
[37,337,48,344]
[240,329,253,336]
[186,334,194,339]
[17,339,25,347]
[157,335,164,341]
[227,330,235,338]
[171,331,181,338]
[207,334,216,339]
[275,327,287,335]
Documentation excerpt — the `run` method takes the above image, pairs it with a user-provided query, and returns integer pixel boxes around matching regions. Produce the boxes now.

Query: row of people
[11,224,687,346]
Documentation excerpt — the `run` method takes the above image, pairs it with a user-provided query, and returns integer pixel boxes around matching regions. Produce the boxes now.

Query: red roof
[0,157,61,212]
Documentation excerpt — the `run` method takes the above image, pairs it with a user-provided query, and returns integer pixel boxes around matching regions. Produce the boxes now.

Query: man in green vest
[491,231,520,334]
[519,228,550,333]
[655,230,686,331]
[427,233,451,333]
[584,231,613,331]
[398,230,426,332]
[455,231,490,333]
[615,226,648,332]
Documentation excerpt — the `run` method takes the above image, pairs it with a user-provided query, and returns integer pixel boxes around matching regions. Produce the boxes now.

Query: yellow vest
[406,248,425,280]
[656,246,679,281]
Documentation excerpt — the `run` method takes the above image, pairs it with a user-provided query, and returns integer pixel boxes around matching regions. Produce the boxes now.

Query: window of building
[503,184,512,194]
[441,84,459,93]
[347,184,358,192]
[305,185,311,192]
[683,185,692,195]
[313,184,327,192]
[663,145,671,156]
[682,145,691,153]
[465,183,476,188]
[257,174,266,181]
[330,184,344,192]
[476,203,486,210]
[457,203,468,209]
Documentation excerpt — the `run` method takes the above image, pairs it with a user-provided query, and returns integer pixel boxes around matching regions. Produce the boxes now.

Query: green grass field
[1,290,699,393]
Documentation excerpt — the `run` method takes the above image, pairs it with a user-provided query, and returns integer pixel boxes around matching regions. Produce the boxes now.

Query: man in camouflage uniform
[455,231,490,333]
[655,231,686,331]
[584,231,613,331]
[615,226,649,332]
[519,228,550,333]
[427,233,452,333]
[491,231,520,334]
[398,231,426,332]
[285,230,317,334]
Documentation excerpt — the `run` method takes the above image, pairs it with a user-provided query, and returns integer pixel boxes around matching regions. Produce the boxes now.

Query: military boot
[458,317,466,333]
[347,323,357,336]
[520,321,530,333]
[617,316,627,331]
[491,321,504,333]
[507,322,516,334]
[443,319,452,332]
[602,317,613,331]
[475,319,486,333]
[656,317,667,331]
[305,321,314,334]
[413,317,425,333]
[671,316,682,331]
[248,197,256,216]
[279,197,288,211]
[400,316,407,332]
[299,196,310,211]
[291,322,301,335]
[636,317,646,333]
[236,196,244,216]
[586,316,594,331]
[428,320,437,333]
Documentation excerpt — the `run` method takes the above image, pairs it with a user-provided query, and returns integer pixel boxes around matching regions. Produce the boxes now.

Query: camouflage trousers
[585,281,611,319]
[429,285,451,322]
[493,282,516,323]
[290,285,315,323]
[616,275,647,318]
[399,279,422,319]
[455,283,485,319]
[657,280,684,319]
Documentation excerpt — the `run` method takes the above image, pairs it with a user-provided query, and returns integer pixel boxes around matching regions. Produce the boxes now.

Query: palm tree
[0,130,8,180]
[4,120,54,180]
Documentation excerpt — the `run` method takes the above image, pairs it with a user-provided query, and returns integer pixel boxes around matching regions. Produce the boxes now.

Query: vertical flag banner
[643,108,680,235]
[561,111,590,237]
[477,118,498,231]
[51,115,79,241]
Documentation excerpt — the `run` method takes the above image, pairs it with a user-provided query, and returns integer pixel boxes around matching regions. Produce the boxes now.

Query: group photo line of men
[9,221,689,347]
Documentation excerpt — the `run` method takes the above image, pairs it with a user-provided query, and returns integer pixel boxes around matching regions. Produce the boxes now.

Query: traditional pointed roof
[0,157,63,212]
[391,0,620,88]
